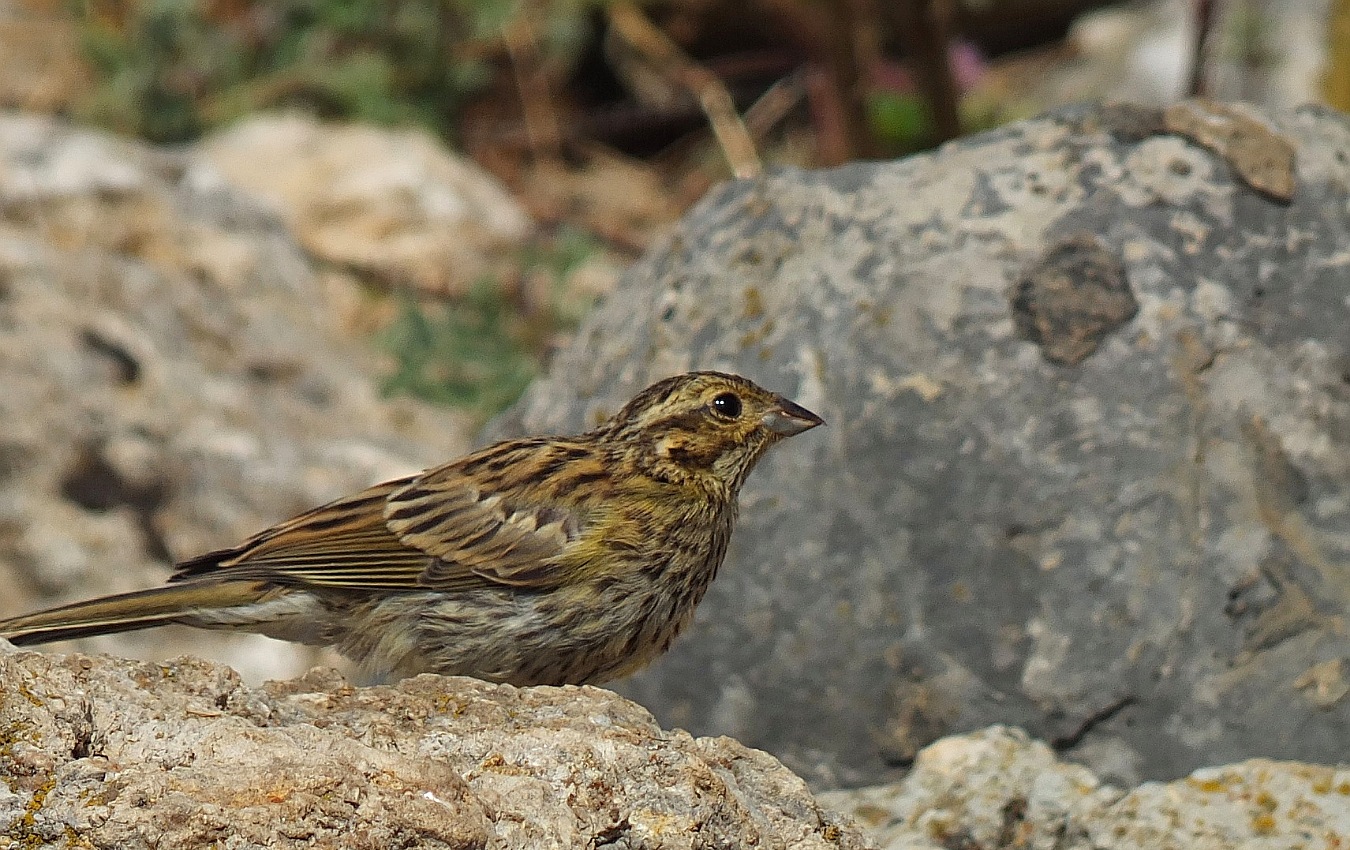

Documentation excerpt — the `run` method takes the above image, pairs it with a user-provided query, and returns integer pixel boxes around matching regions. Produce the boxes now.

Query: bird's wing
[170,476,454,590]
[170,445,589,592]
[383,447,587,588]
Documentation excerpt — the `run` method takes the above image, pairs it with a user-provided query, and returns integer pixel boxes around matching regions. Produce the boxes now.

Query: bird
[0,371,823,686]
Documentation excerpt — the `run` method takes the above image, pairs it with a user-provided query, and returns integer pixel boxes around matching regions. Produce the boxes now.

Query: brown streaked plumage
[0,372,823,685]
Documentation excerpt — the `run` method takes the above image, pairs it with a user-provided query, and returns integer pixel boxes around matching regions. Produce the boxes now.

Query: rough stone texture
[0,112,473,682]
[492,102,1350,787]
[820,726,1350,850]
[0,648,869,849]
[196,113,533,296]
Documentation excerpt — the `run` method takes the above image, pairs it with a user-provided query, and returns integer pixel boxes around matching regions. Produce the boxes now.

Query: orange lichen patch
[1189,776,1228,794]
[1251,812,1277,835]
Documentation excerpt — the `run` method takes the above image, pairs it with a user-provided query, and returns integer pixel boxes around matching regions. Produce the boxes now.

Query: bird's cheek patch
[656,435,685,460]
[657,435,711,467]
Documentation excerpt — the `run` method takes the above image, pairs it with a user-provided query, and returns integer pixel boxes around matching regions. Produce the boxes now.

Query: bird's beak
[762,396,826,436]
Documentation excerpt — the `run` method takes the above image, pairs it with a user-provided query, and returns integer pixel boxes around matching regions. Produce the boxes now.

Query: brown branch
[752,0,881,163]
[674,71,808,206]
[503,2,564,163]
[1188,0,1219,97]
[743,70,809,140]
[607,2,761,178]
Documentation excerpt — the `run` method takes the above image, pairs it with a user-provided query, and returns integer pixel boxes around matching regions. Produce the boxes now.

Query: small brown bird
[0,371,822,685]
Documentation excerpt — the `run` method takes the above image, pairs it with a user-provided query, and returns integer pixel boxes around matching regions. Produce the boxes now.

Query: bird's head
[601,371,824,494]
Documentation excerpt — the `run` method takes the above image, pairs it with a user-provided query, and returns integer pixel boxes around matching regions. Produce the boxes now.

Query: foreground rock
[822,726,1350,850]
[493,102,1350,786]
[0,113,472,681]
[0,648,868,849]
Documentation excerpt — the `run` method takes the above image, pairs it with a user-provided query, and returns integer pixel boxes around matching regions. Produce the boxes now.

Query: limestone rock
[821,726,1350,850]
[0,112,473,682]
[0,649,870,849]
[196,113,533,296]
[491,102,1350,787]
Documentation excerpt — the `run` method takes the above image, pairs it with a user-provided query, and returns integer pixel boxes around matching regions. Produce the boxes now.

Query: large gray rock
[494,102,1350,787]
[0,647,869,849]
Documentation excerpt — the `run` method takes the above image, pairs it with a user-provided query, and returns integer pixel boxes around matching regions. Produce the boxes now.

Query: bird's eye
[710,392,743,419]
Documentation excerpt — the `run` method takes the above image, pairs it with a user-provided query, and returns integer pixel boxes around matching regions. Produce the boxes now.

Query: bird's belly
[182,590,334,645]
[334,573,712,686]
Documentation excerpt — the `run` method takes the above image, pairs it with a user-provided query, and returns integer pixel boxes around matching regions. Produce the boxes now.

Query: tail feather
[0,581,269,646]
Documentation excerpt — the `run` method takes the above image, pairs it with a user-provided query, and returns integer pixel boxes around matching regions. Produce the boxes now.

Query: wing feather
[171,477,455,589]
[171,440,595,592]
[385,442,594,587]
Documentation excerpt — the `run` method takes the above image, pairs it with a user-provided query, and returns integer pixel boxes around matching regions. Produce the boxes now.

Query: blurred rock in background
[990,0,1332,109]
[0,112,476,682]
[196,113,533,299]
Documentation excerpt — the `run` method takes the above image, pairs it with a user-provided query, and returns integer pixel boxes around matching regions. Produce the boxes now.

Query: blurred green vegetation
[75,0,603,417]
[70,0,1024,414]
[866,88,1016,156]
[380,281,539,415]
[866,91,933,155]
[378,227,603,416]
[73,0,584,144]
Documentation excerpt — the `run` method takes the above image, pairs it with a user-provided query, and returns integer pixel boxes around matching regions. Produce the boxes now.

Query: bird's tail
[0,581,269,646]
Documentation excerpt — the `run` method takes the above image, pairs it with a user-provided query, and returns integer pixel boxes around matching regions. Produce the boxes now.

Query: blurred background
[0,0,1344,427]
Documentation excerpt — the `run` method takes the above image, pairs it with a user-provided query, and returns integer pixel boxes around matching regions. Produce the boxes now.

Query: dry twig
[607,2,762,178]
